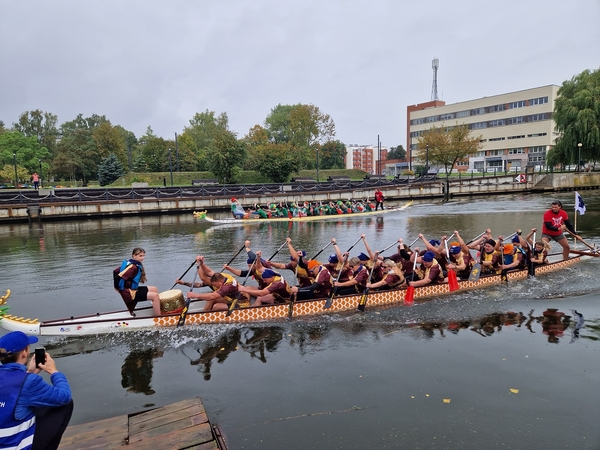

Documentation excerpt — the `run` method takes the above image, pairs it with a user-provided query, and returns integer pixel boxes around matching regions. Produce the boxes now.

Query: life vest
[113,259,142,291]
[210,273,238,302]
[0,369,36,450]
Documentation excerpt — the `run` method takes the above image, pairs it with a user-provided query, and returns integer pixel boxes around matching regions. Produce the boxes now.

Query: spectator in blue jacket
[0,331,73,450]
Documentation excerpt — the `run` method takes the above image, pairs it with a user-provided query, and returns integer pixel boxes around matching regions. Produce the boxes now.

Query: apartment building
[346,144,389,174]
[406,85,559,172]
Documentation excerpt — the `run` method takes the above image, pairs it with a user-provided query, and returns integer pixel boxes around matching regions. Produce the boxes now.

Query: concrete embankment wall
[1,173,598,223]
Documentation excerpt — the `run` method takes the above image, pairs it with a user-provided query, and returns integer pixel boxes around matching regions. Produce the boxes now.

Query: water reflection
[88,307,596,393]
[120,348,164,395]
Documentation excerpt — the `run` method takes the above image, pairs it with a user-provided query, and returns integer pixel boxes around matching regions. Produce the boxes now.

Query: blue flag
[575,191,586,215]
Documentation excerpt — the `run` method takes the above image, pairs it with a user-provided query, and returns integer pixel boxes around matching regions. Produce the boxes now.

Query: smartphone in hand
[34,347,46,367]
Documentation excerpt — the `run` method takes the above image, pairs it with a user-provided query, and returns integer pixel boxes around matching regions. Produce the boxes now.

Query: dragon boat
[0,252,593,337]
[193,201,413,224]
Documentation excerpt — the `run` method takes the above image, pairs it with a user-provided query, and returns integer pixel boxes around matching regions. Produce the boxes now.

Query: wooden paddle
[405,252,419,305]
[444,239,459,292]
[177,263,199,327]
[566,229,598,253]
[356,252,380,311]
[226,258,257,317]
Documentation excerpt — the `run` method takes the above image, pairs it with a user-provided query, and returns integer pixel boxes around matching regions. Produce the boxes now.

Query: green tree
[54,114,109,184]
[136,127,169,172]
[205,129,247,184]
[98,153,125,186]
[264,103,336,169]
[0,130,51,175]
[13,110,59,158]
[181,110,229,170]
[319,140,346,169]
[553,68,600,166]
[417,124,481,201]
[387,145,406,160]
[254,142,300,182]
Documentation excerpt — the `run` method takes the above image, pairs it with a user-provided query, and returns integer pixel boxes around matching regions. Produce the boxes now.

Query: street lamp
[316,147,320,182]
[13,153,18,188]
[425,144,429,175]
[577,143,582,172]
[168,149,174,186]
[38,159,43,188]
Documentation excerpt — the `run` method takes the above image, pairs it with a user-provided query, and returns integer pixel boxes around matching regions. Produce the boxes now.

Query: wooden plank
[58,415,128,449]
[126,424,216,449]
[129,415,212,443]
[129,398,208,436]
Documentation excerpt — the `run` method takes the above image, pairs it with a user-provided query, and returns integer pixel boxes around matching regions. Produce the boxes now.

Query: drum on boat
[159,289,185,313]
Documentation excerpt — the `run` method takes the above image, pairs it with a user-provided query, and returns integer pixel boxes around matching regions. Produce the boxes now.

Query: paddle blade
[405,285,415,305]
[176,299,191,327]
[448,269,459,292]
[468,263,481,282]
[357,289,369,312]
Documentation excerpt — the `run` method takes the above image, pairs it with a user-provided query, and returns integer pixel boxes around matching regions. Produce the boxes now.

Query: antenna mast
[431,57,439,101]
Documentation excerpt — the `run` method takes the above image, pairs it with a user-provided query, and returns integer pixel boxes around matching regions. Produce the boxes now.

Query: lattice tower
[431,57,439,101]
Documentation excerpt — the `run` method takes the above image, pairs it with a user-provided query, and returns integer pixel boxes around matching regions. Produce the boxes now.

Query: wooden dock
[58,397,227,449]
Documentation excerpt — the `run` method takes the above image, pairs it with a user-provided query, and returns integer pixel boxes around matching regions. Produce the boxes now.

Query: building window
[472,107,486,115]
[471,122,487,129]
[529,96,548,106]
[488,104,507,113]
[489,119,505,127]
[507,117,524,124]
[508,135,525,140]
[489,150,502,155]
[508,148,525,154]
[527,132,547,137]
[489,137,505,141]
[440,113,454,120]
[509,100,526,109]
[456,110,470,118]
[426,116,439,123]
[529,146,546,153]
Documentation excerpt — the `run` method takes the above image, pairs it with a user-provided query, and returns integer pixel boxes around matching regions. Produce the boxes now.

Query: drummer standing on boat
[541,200,580,260]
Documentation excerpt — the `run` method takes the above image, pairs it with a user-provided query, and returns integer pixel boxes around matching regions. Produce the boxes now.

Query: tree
[54,114,110,184]
[254,142,300,182]
[205,129,247,184]
[319,140,346,169]
[13,110,59,158]
[387,145,406,160]
[0,130,51,175]
[264,103,336,169]
[553,68,600,166]
[417,124,482,201]
[98,153,125,186]
[181,110,230,171]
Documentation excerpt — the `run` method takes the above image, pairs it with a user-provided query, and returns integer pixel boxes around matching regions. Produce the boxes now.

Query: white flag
[575,191,586,215]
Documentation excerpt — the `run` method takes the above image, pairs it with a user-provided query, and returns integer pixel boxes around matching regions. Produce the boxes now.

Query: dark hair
[551,200,563,208]
[132,247,147,283]
[0,350,19,364]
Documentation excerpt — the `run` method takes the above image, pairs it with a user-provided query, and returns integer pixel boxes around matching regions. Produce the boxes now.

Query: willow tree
[553,68,600,166]
[417,124,482,201]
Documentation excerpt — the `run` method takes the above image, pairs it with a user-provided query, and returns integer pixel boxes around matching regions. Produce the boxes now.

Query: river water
[1,192,600,449]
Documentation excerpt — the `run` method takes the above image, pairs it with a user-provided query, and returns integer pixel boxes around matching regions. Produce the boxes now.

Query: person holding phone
[0,331,73,450]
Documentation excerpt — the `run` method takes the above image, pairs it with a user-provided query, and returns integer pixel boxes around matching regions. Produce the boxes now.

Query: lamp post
[168,149,174,186]
[38,159,43,188]
[316,147,320,182]
[577,143,582,172]
[13,153,18,188]
[425,144,429,175]
[175,132,180,172]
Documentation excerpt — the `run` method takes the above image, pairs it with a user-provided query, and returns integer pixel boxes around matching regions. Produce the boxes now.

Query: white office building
[406,85,559,172]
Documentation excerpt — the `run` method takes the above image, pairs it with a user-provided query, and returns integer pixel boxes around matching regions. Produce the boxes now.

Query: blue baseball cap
[328,254,338,264]
[450,246,462,254]
[358,252,370,261]
[0,331,38,354]
[261,269,278,279]
[422,251,436,262]
[511,236,520,243]
[429,239,441,246]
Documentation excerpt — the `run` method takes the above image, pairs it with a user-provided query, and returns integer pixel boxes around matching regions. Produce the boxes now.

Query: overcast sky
[1,0,598,149]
